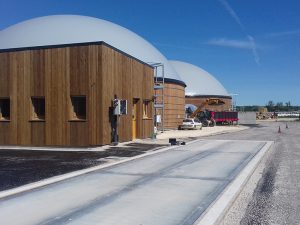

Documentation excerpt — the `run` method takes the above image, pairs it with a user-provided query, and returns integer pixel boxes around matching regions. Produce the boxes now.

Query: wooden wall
[185,96,232,112]
[0,43,154,146]
[100,45,154,144]
[155,83,185,129]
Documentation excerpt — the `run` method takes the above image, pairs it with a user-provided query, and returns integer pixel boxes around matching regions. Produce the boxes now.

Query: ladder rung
[154,85,164,90]
[154,104,164,108]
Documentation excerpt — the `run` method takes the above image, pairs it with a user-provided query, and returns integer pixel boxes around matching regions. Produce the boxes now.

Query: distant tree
[267,100,274,107]
[237,104,300,112]
[236,105,259,112]
[266,100,275,112]
[285,101,291,111]
[274,102,284,111]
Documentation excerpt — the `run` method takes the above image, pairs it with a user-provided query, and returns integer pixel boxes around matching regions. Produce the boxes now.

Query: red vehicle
[186,99,238,126]
[212,111,238,124]
[196,110,238,126]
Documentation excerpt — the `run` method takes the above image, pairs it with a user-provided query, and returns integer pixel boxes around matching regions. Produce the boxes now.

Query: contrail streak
[218,0,260,65]
[218,0,245,31]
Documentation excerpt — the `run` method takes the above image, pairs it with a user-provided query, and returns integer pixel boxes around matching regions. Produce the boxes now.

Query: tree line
[237,100,300,112]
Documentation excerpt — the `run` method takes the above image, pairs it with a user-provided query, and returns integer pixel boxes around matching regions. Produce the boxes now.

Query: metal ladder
[150,63,165,132]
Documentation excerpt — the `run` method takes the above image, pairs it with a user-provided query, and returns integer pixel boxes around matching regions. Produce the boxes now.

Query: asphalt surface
[0,143,166,191]
[0,139,267,225]
[204,121,300,224]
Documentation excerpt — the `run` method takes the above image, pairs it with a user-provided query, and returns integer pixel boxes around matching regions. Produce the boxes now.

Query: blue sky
[0,0,300,106]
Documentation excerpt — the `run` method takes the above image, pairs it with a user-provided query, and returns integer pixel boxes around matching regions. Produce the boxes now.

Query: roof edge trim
[0,41,154,68]
[185,95,232,99]
[156,77,186,87]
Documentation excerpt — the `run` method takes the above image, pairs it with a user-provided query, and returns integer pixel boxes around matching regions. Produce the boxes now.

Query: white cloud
[207,37,260,64]
[265,29,300,38]
[153,42,195,50]
[207,38,254,50]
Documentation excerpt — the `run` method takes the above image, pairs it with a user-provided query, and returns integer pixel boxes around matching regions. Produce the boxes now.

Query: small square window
[143,100,151,119]
[0,98,10,121]
[31,97,45,120]
[70,96,86,120]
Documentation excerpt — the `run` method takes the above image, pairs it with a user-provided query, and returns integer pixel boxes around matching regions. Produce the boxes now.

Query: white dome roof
[169,60,229,97]
[0,15,181,81]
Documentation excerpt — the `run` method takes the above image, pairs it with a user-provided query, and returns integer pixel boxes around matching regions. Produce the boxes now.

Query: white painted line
[197,139,273,143]
[0,146,102,152]
[0,139,201,199]
[201,127,249,138]
[0,140,143,151]
[194,141,273,225]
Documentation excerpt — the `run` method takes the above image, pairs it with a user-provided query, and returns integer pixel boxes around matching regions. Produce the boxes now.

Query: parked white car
[179,118,202,130]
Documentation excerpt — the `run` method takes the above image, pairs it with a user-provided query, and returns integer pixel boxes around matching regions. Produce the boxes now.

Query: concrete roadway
[205,121,300,224]
[0,139,268,225]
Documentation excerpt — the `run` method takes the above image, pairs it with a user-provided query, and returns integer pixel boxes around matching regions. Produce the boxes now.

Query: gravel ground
[0,143,167,191]
[204,121,300,225]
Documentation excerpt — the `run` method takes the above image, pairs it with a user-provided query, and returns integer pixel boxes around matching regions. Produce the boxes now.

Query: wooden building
[0,42,154,146]
[154,79,186,129]
[0,15,195,144]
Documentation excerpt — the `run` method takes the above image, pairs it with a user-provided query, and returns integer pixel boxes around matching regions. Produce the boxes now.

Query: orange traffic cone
[286,123,289,129]
[278,126,281,133]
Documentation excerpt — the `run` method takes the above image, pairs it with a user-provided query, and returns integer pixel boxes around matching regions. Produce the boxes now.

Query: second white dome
[169,60,229,97]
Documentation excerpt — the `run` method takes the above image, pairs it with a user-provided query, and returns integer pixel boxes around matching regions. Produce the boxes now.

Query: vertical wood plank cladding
[132,60,143,98]
[29,50,46,146]
[9,52,17,144]
[0,53,10,97]
[45,49,53,145]
[69,45,99,146]
[31,122,45,146]
[142,65,154,138]
[64,48,71,146]
[142,119,153,138]
[0,53,11,144]
[30,50,45,96]
[70,122,88,146]
[12,51,31,145]
[142,66,154,100]
[131,60,143,138]
[101,45,154,144]
[113,51,124,141]
[0,43,153,147]
[45,48,69,146]
[96,45,103,145]
[0,122,10,145]
[69,46,88,95]
[88,45,99,145]
[156,83,185,129]
[100,45,113,144]
[101,45,135,144]
[120,56,132,142]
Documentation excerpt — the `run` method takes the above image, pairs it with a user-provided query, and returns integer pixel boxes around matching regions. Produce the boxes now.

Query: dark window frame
[0,97,10,121]
[31,96,45,121]
[70,96,86,120]
[143,100,151,119]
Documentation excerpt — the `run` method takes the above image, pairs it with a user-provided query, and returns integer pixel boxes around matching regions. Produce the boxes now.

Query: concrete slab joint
[193,141,273,225]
